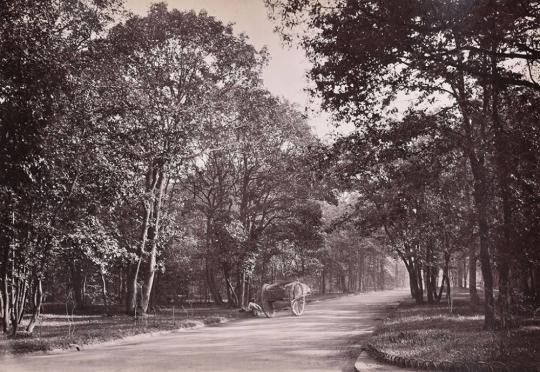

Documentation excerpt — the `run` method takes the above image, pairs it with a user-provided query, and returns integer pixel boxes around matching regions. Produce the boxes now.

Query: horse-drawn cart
[260,280,310,317]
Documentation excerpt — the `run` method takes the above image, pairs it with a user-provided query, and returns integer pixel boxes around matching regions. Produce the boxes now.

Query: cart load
[260,280,310,317]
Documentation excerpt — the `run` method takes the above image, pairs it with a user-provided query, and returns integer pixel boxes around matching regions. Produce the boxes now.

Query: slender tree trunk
[100,270,109,315]
[491,75,514,329]
[462,257,468,288]
[240,270,246,308]
[379,257,385,290]
[118,267,124,305]
[358,253,365,292]
[17,277,28,325]
[470,159,496,328]
[0,281,4,321]
[321,268,326,294]
[457,257,464,288]
[426,265,434,303]
[469,248,480,308]
[1,236,10,333]
[225,276,239,307]
[416,261,424,303]
[26,277,43,333]
[141,170,165,313]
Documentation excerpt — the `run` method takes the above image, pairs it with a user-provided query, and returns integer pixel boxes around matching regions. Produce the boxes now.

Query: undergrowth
[369,289,540,369]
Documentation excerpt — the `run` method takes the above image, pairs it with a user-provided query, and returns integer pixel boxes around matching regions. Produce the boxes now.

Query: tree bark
[141,170,166,313]
[126,201,152,315]
[491,71,514,329]
[321,268,326,294]
[100,270,110,315]
[1,236,10,333]
[469,156,496,328]
[70,261,85,309]
[0,281,3,321]
[205,258,223,305]
[469,247,480,308]
[240,270,246,308]
[225,276,239,307]
[26,277,43,333]
[452,40,496,329]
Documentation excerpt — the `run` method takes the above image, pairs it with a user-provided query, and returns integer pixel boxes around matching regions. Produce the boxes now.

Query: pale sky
[123,0,345,140]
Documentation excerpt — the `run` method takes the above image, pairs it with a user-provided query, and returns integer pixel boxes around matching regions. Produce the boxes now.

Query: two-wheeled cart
[260,280,310,318]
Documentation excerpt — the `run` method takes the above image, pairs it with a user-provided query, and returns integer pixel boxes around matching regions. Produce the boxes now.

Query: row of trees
[267,0,540,329]
[0,1,399,336]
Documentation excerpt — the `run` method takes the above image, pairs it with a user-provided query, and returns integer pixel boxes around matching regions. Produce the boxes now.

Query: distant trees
[267,0,540,328]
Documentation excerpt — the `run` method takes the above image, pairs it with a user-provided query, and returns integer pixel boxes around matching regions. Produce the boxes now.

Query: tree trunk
[379,257,385,290]
[491,67,514,329]
[470,158,496,329]
[534,266,540,307]
[321,268,326,294]
[340,272,348,293]
[26,277,43,333]
[416,261,424,303]
[0,281,4,321]
[1,236,10,333]
[141,169,165,313]
[457,257,464,288]
[404,259,423,304]
[205,258,223,305]
[240,270,246,308]
[100,270,109,315]
[225,276,239,307]
[453,44,496,328]
[358,253,365,292]
[126,201,152,315]
[118,266,124,305]
[469,248,480,308]
[17,277,28,325]
[70,261,85,309]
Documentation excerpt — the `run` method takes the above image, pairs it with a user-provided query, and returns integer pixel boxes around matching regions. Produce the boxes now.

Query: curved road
[3,289,408,372]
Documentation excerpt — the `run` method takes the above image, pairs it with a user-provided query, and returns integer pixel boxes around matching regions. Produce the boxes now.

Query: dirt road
[2,289,408,372]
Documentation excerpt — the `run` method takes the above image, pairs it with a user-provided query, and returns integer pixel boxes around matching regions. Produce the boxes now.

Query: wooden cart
[260,280,310,317]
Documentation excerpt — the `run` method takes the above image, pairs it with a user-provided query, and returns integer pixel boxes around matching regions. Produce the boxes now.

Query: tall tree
[100,3,266,313]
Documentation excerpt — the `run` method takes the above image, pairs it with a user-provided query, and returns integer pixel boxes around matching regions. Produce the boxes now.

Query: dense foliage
[267,0,540,329]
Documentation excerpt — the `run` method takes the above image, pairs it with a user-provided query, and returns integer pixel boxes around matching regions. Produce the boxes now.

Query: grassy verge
[369,289,540,370]
[0,292,343,355]
[0,304,240,355]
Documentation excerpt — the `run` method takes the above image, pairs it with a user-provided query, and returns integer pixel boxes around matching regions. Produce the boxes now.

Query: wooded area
[1,0,539,341]
[0,0,401,338]
[267,0,540,330]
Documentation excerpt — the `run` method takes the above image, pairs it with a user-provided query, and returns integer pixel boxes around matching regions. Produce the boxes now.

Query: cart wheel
[291,283,305,316]
[261,284,276,318]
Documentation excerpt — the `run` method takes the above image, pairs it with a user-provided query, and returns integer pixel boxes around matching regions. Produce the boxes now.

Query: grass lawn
[369,289,540,370]
[0,303,242,355]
